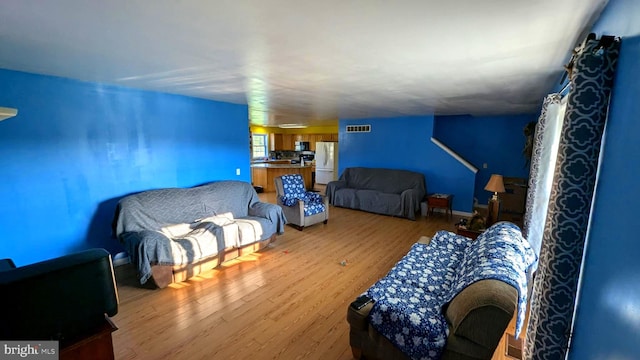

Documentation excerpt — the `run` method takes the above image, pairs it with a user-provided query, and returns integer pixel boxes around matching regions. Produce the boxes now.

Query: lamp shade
[485,174,506,193]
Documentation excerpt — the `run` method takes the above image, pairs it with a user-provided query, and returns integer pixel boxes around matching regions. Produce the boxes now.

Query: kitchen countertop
[251,163,314,169]
[251,160,293,164]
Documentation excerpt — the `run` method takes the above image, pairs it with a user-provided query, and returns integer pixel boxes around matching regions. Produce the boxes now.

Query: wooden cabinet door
[309,134,318,151]
[270,133,284,151]
[282,134,295,150]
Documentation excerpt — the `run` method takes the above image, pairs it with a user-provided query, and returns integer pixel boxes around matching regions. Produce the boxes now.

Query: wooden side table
[61,316,117,360]
[426,194,453,220]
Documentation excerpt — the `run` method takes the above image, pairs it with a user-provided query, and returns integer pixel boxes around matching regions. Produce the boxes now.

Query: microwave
[295,141,310,151]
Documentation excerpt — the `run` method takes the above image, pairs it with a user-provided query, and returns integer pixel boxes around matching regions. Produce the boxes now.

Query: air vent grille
[346,124,371,133]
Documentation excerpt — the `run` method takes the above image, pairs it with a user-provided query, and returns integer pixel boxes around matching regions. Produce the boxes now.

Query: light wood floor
[111,192,519,360]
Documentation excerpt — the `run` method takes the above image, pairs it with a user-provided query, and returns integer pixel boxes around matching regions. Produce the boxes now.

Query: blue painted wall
[0,69,250,266]
[566,0,640,358]
[338,116,475,213]
[433,114,535,205]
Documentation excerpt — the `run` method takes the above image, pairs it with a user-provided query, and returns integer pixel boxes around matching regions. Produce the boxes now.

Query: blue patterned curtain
[524,34,620,359]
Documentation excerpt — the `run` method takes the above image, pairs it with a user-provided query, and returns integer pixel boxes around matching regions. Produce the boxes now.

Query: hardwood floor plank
[112,194,514,359]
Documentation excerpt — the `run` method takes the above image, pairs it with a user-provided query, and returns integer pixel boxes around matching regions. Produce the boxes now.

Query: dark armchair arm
[249,201,287,234]
[443,279,517,359]
[326,180,347,204]
[399,188,424,220]
[0,249,118,346]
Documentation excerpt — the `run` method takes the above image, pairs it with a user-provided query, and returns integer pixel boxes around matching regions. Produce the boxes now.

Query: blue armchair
[274,174,329,230]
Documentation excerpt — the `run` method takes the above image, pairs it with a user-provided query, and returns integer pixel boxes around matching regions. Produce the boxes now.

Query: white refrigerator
[315,142,338,184]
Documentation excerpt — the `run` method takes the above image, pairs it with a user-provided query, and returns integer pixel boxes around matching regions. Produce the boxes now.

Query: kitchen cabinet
[318,133,337,141]
[309,135,319,151]
[251,164,313,192]
[270,133,283,151]
[310,135,321,148]
[311,134,338,150]
[270,132,338,151]
[282,134,295,150]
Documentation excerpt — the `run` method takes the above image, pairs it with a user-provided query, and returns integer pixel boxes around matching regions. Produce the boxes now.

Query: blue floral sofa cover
[279,174,326,216]
[274,174,329,230]
[348,222,537,360]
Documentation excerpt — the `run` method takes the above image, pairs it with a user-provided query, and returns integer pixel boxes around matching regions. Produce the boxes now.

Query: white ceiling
[0,0,608,126]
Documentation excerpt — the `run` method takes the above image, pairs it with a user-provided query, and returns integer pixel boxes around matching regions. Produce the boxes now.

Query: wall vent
[346,124,371,133]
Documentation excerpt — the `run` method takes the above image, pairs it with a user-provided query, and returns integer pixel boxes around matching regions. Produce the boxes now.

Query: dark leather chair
[0,249,119,347]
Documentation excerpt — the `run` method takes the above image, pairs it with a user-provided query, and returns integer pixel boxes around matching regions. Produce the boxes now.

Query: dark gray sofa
[325,167,426,220]
[114,180,286,288]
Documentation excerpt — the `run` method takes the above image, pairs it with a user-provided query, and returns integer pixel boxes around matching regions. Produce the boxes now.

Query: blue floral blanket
[366,222,536,360]
[279,174,326,216]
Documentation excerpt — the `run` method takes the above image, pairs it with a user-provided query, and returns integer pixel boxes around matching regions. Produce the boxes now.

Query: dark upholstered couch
[0,249,119,347]
[347,222,535,360]
[325,167,426,220]
[348,274,516,360]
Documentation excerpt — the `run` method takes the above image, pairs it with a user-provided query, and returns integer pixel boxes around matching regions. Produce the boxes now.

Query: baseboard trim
[424,208,473,219]
[452,210,473,218]
[112,252,130,267]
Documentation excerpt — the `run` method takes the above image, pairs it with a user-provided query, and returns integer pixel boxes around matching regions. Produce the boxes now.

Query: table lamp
[484,174,505,226]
